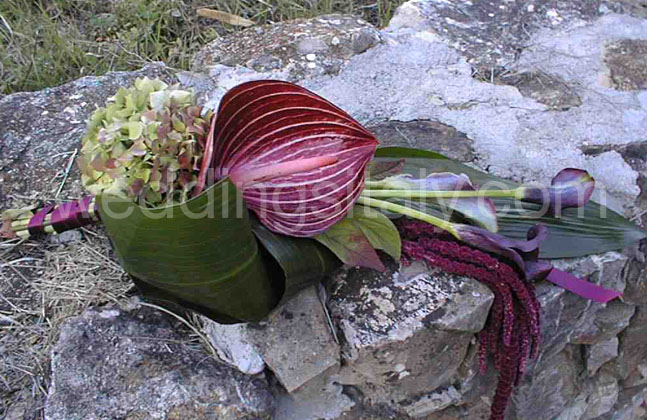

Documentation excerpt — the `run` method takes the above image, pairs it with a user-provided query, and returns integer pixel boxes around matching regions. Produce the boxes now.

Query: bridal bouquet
[2,78,644,420]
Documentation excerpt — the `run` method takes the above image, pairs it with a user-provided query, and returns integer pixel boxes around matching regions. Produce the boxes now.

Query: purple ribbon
[546,268,622,303]
[50,196,97,233]
[27,204,55,236]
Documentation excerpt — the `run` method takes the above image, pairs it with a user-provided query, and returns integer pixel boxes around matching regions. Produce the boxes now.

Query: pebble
[306,53,316,61]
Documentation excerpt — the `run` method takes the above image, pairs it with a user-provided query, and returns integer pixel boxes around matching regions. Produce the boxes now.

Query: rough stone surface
[603,39,647,90]
[617,306,647,388]
[248,286,340,393]
[273,366,354,420]
[496,71,583,110]
[192,15,380,82]
[387,0,604,66]
[202,321,266,375]
[587,337,620,377]
[45,306,274,420]
[204,286,340,393]
[366,120,475,162]
[571,301,636,345]
[597,385,647,420]
[326,260,494,409]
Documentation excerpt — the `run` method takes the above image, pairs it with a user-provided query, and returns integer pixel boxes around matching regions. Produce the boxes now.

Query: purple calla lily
[522,168,595,214]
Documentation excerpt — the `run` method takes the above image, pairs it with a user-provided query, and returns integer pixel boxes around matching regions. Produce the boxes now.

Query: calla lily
[359,168,595,239]
[522,168,595,214]
[205,80,379,237]
[455,223,552,281]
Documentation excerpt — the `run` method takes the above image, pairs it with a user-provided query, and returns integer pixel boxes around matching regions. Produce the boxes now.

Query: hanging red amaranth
[398,218,541,420]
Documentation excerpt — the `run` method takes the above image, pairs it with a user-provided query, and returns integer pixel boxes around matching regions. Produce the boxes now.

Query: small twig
[55,148,78,198]
[79,243,122,271]
[138,301,219,360]
[0,13,13,36]
[50,150,75,159]
[316,282,339,345]
[395,126,415,147]
[630,209,647,222]
[196,8,254,27]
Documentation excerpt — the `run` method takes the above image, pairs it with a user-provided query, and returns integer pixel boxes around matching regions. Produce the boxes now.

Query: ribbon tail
[546,268,622,303]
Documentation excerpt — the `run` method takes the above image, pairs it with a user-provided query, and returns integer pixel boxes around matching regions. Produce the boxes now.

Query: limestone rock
[587,337,620,376]
[603,39,647,90]
[45,306,274,420]
[204,286,340,393]
[554,371,620,420]
[249,286,340,393]
[582,373,620,420]
[327,260,494,407]
[202,321,266,375]
[509,348,582,420]
[388,0,604,66]
[616,306,647,387]
[597,385,647,420]
[305,12,645,213]
[571,301,635,345]
[366,120,475,162]
[496,71,582,110]
[273,366,354,420]
[191,15,381,81]
[399,386,462,418]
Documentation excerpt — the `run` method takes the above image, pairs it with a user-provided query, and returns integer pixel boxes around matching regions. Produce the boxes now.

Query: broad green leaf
[495,199,646,258]
[351,205,401,260]
[98,179,279,324]
[376,146,449,160]
[251,219,339,305]
[314,216,385,271]
[374,147,645,258]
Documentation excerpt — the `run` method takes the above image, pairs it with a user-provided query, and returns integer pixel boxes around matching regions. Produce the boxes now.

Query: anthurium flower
[206,80,379,237]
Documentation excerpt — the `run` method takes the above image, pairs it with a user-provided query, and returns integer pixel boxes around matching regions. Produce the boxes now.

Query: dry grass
[0,228,132,418]
[0,227,228,418]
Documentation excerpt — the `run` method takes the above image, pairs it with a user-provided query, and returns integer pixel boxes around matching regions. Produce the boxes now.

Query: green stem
[361,188,523,199]
[11,219,31,230]
[357,196,459,238]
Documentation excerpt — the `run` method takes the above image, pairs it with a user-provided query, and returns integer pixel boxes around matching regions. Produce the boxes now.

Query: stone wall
[1,1,646,419]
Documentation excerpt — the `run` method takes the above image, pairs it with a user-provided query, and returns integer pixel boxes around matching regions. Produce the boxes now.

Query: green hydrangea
[78,77,213,206]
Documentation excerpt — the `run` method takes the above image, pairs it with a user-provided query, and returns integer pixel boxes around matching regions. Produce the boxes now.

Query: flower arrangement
[78,77,213,205]
[1,78,643,420]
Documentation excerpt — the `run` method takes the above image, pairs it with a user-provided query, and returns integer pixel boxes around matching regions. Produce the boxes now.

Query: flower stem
[361,188,523,199]
[357,196,459,237]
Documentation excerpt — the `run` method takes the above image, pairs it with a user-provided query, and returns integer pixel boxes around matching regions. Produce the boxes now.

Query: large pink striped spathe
[211,80,379,237]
